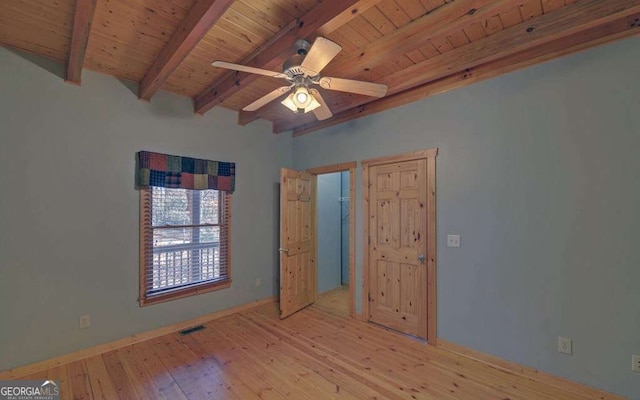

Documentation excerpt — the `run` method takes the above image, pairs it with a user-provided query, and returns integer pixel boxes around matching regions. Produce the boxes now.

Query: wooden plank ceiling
[1,0,639,136]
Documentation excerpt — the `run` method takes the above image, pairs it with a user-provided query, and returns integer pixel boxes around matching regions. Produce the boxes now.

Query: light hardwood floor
[15,288,617,399]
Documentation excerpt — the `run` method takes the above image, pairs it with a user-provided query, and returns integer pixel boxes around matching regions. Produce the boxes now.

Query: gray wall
[292,37,640,398]
[0,48,291,370]
[340,171,349,284]
[316,172,342,293]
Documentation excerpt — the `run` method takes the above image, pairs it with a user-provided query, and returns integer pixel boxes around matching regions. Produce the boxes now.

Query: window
[139,187,231,306]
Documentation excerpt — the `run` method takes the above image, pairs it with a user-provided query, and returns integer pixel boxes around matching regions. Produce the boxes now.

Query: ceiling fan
[211,37,388,121]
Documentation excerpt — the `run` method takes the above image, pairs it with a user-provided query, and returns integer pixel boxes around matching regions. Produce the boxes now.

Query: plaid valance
[136,151,235,193]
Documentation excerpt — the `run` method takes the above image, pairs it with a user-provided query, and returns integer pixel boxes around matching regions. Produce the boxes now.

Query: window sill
[139,279,232,307]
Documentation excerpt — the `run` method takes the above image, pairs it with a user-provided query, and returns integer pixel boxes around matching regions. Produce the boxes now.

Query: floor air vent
[179,325,205,335]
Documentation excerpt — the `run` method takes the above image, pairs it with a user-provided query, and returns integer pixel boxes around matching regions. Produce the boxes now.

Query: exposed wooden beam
[316,0,382,37]
[283,13,640,137]
[276,0,640,134]
[66,0,97,84]
[238,110,260,126]
[241,0,514,124]
[194,0,380,115]
[138,0,234,101]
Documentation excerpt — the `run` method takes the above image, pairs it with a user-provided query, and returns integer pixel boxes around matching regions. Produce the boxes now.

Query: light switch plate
[632,355,640,372]
[447,234,461,248]
[79,314,91,330]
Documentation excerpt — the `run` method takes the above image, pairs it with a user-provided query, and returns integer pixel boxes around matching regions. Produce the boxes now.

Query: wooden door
[367,159,428,338]
[279,168,316,318]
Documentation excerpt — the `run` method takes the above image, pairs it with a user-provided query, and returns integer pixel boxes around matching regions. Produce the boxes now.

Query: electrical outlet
[632,355,640,373]
[447,234,461,248]
[79,314,91,330]
[558,336,572,355]
[255,278,262,287]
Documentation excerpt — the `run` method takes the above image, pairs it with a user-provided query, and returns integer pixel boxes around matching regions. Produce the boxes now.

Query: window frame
[139,187,232,307]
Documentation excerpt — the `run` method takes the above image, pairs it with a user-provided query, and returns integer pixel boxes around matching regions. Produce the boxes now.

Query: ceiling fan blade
[309,89,332,121]
[243,86,291,111]
[212,61,288,79]
[300,37,342,76]
[318,76,387,98]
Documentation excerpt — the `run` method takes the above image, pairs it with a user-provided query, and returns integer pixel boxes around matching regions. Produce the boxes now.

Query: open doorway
[316,172,349,316]
[306,162,355,318]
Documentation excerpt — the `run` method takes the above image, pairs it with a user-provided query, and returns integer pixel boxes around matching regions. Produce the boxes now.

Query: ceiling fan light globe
[292,87,312,108]
[296,91,308,104]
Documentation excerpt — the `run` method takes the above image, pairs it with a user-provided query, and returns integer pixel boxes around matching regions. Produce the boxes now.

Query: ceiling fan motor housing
[283,54,306,77]
[283,39,312,77]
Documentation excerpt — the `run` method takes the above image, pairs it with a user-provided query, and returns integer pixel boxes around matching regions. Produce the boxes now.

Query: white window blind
[139,187,231,306]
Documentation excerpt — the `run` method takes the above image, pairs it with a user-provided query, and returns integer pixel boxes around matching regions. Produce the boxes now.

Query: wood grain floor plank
[177,335,269,399]
[301,302,591,400]
[147,334,239,400]
[101,351,140,400]
[67,360,93,400]
[130,341,188,400]
[212,312,392,399]
[210,319,321,400]
[289,306,587,400]
[84,355,119,400]
[9,291,620,399]
[185,329,290,400]
[242,310,466,399]
[114,346,166,400]
[213,316,362,399]
[240,312,417,399]
[46,366,71,400]
[178,332,268,400]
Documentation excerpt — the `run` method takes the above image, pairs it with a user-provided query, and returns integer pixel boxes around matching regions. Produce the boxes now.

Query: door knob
[417,254,425,262]
[278,248,289,254]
